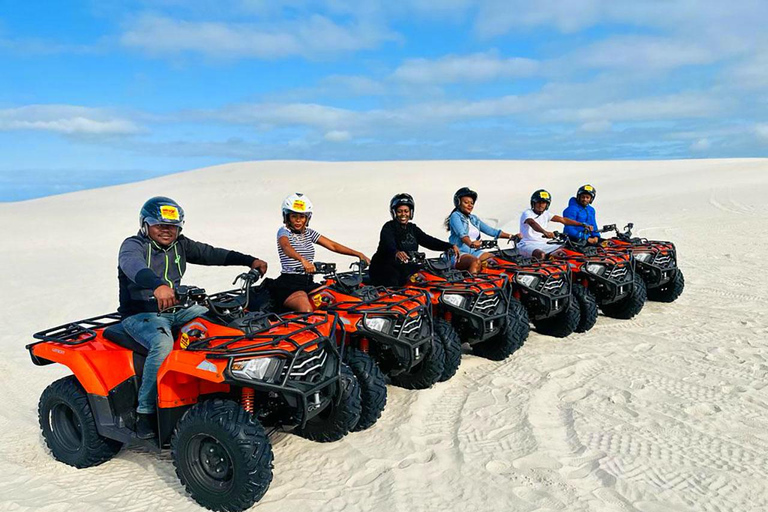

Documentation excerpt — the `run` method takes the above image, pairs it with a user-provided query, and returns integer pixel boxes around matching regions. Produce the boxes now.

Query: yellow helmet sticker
[540,191,550,199]
[180,332,190,349]
[312,294,323,307]
[584,185,594,191]
[160,205,179,221]
[292,200,306,211]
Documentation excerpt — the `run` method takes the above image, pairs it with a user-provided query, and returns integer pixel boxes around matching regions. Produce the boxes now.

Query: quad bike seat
[336,272,363,291]
[103,324,149,356]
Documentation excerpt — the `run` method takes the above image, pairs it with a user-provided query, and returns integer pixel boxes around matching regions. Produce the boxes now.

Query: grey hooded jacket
[118,231,255,317]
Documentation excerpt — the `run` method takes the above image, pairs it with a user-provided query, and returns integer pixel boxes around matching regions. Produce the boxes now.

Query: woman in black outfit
[369,193,460,287]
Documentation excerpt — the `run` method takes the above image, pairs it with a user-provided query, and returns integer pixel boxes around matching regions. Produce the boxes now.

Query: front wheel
[295,363,362,442]
[647,269,685,303]
[472,299,529,361]
[39,375,122,468]
[390,337,445,390]
[171,399,273,512]
[601,273,647,319]
[533,296,580,338]
[572,283,598,332]
[434,316,462,382]
[344,348,387,431]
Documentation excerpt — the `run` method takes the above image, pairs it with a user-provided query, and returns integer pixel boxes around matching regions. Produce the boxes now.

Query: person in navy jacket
[563,184,600,244]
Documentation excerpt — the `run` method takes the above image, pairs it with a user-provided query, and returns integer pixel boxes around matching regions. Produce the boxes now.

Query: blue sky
[1,0,767,200]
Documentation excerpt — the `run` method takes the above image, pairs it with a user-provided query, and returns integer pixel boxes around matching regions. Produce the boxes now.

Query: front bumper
[358,313,434,373]
[439,290,510,344]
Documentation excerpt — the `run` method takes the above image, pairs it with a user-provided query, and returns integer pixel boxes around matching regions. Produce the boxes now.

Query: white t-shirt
[519,209,553,242]
[467,222,481,241]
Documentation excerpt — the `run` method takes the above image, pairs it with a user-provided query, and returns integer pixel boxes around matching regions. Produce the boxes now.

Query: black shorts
[268,273,320,307]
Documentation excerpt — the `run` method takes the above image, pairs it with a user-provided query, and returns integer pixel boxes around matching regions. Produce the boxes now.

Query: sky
[1,0,767,200]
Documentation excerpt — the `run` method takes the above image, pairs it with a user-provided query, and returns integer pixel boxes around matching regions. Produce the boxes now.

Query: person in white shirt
[517,189,593,259]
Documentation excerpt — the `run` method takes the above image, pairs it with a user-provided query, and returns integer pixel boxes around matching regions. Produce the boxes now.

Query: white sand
[1,159,767,512]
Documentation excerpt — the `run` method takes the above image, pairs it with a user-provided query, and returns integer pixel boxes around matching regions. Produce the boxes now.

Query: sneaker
[135,413,156,440]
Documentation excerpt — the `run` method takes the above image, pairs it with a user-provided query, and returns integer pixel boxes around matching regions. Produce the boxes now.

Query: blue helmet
[139,196,185,232]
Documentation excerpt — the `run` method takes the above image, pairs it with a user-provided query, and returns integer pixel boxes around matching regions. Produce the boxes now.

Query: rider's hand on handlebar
[470,240,482,249]
[154,284,177,311]
[451,245,460,258]
[357,252,371,265]
[300,258,316,274]
[587,236,599,244]
[544,231,555,239]
[250,258,268,275]
[396,251,410,263]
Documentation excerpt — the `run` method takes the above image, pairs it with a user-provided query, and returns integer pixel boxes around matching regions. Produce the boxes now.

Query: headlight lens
[585,263,606,276]
[231,357,283,382]
[442,293,468,308]
[634,252,653,263]
[516,274,539,288]
[364,317,392,333]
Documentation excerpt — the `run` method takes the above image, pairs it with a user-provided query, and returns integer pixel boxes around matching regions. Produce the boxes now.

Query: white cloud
[0,105,141,135]
[580,120,612,133]
[120,13,398,59]
[690,138,711,151]
[324,130,351,142]
[546,93,722,123]
[567,36,716,71]
[392,51,539,84]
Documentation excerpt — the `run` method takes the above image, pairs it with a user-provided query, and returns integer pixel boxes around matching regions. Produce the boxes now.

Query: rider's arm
[118,238,164,289]
[524,217,548,235]
[316,235,370,264]
[476,217,502,239]
[413,225,453,252]
[182,236,260,267]
[448,211,469,245]
[378,222,399,256]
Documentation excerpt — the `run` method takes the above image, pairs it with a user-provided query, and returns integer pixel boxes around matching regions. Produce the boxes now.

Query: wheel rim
[186,434,235,493]
[49,402,83,454]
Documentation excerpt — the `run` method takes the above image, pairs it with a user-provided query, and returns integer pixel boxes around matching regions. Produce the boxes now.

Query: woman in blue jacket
[562,184,600,243]
[445,187,517,273]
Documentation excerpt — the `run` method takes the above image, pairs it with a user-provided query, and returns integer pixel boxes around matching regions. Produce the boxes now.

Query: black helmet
[390,193,415,220]
[577,184,596,203]
[530,189,552,210]
[140,196,185,232]
[453,187,478,208]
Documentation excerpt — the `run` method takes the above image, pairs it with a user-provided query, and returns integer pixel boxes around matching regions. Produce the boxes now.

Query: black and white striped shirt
[277,226,321,274]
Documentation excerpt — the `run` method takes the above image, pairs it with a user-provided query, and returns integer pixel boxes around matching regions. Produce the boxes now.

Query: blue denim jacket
[448,210,501,255]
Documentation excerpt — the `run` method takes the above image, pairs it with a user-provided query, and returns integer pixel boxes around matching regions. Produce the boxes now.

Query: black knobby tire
[647,269,685,303]
[38,375,122,468]
[296,364,362,442]
[171,399,273,512]
[601,273,647,319]
[434,316,462,382]
[390,337,445,390]
[572,283,598,333]
[533,296,580,338]
[344,348,387,431]
[471,299,529,361]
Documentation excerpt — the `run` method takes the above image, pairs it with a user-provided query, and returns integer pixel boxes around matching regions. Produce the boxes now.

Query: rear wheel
[434,316,462,382]
[344,348,387,431]
[533,297,580,338]
[172,399,273,512]
[601,273,647,319]
[572,283,598,332]
[39,375,122,468]
[391,337,444,390]
[472,299,529,361]
[296,364,362,442]
[648,269,685,303]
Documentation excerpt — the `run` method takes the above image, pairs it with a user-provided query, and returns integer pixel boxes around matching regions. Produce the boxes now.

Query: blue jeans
[122,305,209,414]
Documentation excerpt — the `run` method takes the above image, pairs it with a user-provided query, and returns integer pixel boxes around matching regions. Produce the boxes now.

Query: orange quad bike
[599,223,685,303]
[548,231,647,328]
[479,239,581,337]
[400,252,529,376]
[27,271,362,512]
[307,261,445,428]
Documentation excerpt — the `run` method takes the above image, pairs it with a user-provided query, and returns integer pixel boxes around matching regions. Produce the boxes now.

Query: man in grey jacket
[118,196,267,439]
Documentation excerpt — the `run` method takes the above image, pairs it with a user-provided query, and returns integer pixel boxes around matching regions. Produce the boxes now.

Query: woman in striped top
[272,193,370,312]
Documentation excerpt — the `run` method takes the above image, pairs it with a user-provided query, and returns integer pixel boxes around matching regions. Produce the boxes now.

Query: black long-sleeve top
[370,220,453,265]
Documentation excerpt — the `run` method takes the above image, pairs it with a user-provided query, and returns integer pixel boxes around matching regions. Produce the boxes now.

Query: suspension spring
[241,387,255,414]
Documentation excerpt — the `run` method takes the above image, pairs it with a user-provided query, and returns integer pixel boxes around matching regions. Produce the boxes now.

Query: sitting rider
[272,193,370,313]
[445,187,517,273]
[369,193,459,287]
[517,189,592,259]
[118,196,267,439]
[562,184,600,244]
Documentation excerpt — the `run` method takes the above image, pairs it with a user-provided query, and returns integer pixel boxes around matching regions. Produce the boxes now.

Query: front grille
[473,292,501,316]
[394,314,425,340]
[608,265,631,282]
[542,276,566,295]
[282,348,328,384]
[653,253,675,268]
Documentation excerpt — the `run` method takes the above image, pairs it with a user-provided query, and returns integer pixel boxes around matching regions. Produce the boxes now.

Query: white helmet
[282,193,314,224]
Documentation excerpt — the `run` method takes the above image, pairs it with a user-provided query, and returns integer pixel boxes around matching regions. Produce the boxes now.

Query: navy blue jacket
[562,197,600,241]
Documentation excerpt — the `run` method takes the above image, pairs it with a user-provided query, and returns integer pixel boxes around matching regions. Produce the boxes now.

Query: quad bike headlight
[634,252,653,263]
[585,263,606,276]
[442,293,468,309]
[364,316,392,333]
[516,274,540,289]
[231,357,283,382]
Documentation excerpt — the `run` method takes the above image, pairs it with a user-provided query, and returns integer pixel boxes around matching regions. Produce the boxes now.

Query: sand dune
[1,159,767,512]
